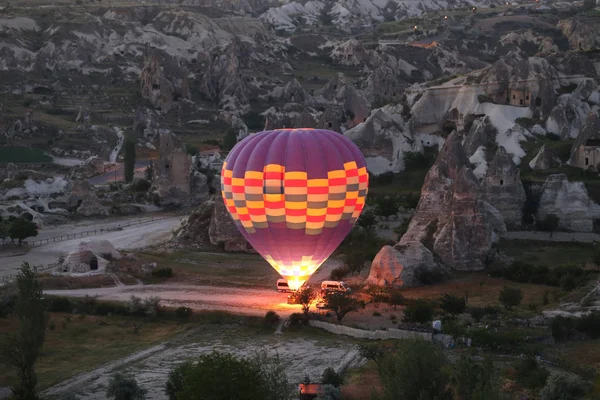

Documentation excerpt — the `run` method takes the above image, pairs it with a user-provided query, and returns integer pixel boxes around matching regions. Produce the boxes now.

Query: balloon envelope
[220,128,369,290]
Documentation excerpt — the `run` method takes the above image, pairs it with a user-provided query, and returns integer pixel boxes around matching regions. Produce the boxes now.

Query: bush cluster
[151,267,174,278]
[490,262,592,291]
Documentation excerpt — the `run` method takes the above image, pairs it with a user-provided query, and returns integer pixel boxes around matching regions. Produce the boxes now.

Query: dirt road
[44,283,304,316]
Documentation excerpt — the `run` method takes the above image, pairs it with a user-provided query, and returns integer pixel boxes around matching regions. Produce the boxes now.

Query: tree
[389,290,405,311]
[403,299,435,324]
[593,249,600,271]
[582,0,596,11]
[356,209,377,231]
[323,291,362,321]
[223,129,238,151]
[540,371,592,400]
[106,373,147,400]
[123,132,136,183]
[0,217,8,242]
[8,218,38,246]
[169,351,293,400]
[165,361,193,400]
[315,384,341,400]
[374,196,399,221]
[358,343,385,366]
[297,287,316,315]
[321,367,343,388]
[438,293,466,315]
[451,356,500,400]
[0,262,48,400]
[375,340,453,400]
[499,286,523,310]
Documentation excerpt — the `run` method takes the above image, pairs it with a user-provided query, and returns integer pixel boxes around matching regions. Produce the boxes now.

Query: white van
[321,281,350,292]
[276,279,291,292]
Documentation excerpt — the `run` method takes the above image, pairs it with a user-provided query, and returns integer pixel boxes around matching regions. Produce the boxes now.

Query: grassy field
[0,147,52,163]
[497,240,597,269]
[0,313,191,390]
[401,272,564,311]
[133,250,280,289]
[368,168,429,195]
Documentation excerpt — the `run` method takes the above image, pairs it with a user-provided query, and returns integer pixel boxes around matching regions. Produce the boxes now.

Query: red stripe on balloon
[359,174,368,183]
[307,215,326,222]
[345,198,357,206]
[346,169,358,177]
[307,186,328,194]
[248,208,266,215]
[329,178,346,186]
[284,179,307,187]
[265,172,284,180]
[286,209,307,216]
[265,201,285,208]
[231,186,245,193]
[327,207,344,214]
[245,179,263,186]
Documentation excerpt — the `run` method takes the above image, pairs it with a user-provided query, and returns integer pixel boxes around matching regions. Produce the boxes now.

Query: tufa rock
[175,200,215,245]
[400,132,506,271]
[529,144,559,170]
[366,242,449,288]
[208,197,255,253]
[568,112,600,168]
[140,53,175,113]
[481,146,526,227]
[537,174,600,233]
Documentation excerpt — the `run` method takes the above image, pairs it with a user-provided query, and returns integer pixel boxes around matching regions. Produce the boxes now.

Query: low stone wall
[309,320,432,341]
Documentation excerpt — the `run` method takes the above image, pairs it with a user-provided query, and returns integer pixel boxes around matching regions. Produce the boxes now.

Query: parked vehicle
[276,279,291,293]
[320,281,350,293]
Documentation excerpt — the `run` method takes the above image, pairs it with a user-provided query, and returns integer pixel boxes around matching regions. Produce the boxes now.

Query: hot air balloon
[220,128,369,291]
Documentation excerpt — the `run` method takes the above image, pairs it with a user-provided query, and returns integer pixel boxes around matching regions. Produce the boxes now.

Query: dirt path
[44,283,303,317]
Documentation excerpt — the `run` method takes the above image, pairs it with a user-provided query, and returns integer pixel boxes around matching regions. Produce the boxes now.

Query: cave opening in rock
[90,256,98,270]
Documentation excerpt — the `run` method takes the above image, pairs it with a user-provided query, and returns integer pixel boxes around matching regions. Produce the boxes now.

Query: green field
[0,147,52,163]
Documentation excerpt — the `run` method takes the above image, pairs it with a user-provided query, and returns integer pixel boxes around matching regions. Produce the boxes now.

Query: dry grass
[342,361,382,400]
[401,272,564,310]
[0,313,190,390]
[132,250,281,289]
[37,274,116,290]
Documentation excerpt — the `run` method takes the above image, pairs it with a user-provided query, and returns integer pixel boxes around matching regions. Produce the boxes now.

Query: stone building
[570,139,600,170]
[152,131,192,206]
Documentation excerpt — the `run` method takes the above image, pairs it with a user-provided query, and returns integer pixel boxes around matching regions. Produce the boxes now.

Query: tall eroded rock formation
[397,132,506,271]
[481,146,526,227]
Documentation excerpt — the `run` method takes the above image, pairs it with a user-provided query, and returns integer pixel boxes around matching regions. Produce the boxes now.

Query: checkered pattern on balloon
[220,129,369,290]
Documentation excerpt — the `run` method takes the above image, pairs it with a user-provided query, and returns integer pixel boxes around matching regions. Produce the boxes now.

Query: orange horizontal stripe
[307,186,328,194]
[329,178,346,186]
[286,208,307,216]
[244,179,263,186]
[265,201,285,208]
[346,169,358,177]
[285,179,307,187]
[231,186,245,193]
[307,215,326,222]
[265,172,284,179]
[328,207,344,214]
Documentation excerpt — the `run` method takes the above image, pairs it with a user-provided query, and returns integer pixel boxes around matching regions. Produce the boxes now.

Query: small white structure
[432,320,442,331]
[57,239,121,275]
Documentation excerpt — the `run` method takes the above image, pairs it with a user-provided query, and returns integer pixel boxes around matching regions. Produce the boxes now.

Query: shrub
[499,286,523,309]
[175,307,192,322]
[130,179,151,192]
[403,299,435,324]
[438,294,466,315]
[263,311,280,329]
[373,311,382,317]
[469,307,486,322]
[48,296,72,313]
[551,316,575,342]
[576,312,600,339]
[151,267,173,278]
[321,367,343,388]
[329,266,349,281]
[287,313,309,330]
[469,328,527,352]
[514,356,550,390]
[540,371,592,400]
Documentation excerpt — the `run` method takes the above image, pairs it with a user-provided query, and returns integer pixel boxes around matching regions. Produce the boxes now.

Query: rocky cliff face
[208,197,254,252]
[399,132,506,271]
[140,53,190,113]
[366,242,449,288]
[569,112,600,165]
[481,146,526,227]
[202,40,249,110]
[529,145,559,170]
[558,18,600,51]
[537,174,600,233]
